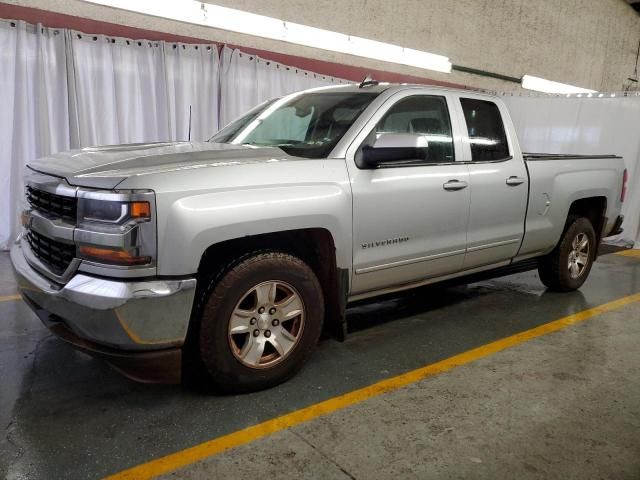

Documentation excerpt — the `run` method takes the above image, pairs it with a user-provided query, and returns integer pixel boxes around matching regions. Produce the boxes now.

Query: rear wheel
[538,216,596,292]
[197,252,324,393]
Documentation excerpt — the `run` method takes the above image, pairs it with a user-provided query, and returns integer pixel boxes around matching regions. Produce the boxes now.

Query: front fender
[156,184,352,276]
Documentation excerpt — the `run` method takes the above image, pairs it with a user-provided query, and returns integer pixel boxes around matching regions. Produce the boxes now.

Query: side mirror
[359,133,429,169]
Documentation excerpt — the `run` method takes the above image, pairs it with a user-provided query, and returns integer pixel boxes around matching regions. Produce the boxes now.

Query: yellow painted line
[615,249,640,258]
[105,292,640,480]
[0,294,21,303]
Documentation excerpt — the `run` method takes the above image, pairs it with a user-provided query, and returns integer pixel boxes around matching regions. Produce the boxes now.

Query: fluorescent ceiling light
[521,75,597,94]
[82,0,452,73]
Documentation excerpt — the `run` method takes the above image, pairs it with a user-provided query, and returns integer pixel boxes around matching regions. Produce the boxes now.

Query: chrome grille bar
[26,185,77,222]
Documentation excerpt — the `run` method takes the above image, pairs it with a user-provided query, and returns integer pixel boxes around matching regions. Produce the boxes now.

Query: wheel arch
[566,196,607,256]
[195,228,349,340]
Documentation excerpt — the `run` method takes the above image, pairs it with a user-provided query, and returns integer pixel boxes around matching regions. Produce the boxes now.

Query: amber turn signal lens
[79,246,151,266]
[130,201,151,219]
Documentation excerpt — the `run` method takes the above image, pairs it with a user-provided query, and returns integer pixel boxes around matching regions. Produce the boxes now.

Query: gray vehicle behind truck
[11,84,627,392]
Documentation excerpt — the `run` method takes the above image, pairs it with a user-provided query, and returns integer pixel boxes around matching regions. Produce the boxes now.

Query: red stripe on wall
[221,42,470,88]
[0,3,210,43]
[0,2,471,88]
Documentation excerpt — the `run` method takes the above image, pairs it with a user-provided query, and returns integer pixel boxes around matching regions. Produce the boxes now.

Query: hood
[28,141,299,189]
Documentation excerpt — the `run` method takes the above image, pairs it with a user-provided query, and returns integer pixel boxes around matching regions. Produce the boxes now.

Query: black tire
[538,216,596,292]
[196,251,324,393]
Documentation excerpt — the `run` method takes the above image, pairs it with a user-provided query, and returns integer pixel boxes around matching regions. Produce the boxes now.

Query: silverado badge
[361,236,410,249]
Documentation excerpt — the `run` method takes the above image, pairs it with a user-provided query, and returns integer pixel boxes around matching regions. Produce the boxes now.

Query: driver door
[345,91,470,296]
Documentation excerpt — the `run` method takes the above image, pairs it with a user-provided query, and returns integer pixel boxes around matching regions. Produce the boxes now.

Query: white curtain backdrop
[165,43,219,141]
[219,46,347,127]
[68,32,170,146]
[67,31,169,147]
[68,34,221,146]
[0,20,70,250]
[502,95,640,247]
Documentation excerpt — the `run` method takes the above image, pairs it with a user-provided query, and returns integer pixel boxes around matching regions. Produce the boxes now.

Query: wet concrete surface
[0,251,639,479]
[163,303,640,480]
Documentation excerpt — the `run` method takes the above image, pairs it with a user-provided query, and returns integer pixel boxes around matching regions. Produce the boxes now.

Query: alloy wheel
[567,232,589,279]
[227,280,305,368]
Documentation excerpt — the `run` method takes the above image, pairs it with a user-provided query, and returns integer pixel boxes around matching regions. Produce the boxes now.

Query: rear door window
[459,98,510,161]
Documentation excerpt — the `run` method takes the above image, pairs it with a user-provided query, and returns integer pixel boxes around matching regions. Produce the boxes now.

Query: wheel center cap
[258,314,270,330]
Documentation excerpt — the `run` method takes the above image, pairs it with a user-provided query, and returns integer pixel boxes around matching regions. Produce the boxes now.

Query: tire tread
[196,251,323,393]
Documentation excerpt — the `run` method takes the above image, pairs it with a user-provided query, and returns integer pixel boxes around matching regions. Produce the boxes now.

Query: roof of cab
[305,82,497,99]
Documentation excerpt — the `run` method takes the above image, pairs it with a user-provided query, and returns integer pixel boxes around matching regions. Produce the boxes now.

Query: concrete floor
[1,250,639,479]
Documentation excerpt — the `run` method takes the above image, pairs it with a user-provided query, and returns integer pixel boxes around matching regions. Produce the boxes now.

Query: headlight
[79,199,151,224]
[76,190,156,268]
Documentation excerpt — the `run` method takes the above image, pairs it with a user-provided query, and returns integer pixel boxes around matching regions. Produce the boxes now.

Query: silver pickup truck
[10,84,627,392]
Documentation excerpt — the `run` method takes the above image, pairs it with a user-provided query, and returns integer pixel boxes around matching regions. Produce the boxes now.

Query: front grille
[26,230,76,275]
[26,186,77,222]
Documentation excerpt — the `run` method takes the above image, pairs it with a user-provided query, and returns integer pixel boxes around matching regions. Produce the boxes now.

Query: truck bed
[518,153,625,260]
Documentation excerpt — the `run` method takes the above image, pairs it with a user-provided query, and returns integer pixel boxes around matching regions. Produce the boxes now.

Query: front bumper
[10,242,197,383]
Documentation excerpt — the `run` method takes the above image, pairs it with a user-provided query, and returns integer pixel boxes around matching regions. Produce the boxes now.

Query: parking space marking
[615,249,640,258]
[0,294,21,302]
[104,291,640,480]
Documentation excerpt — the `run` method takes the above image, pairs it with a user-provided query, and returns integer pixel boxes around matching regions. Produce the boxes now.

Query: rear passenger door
[455,96,529,269]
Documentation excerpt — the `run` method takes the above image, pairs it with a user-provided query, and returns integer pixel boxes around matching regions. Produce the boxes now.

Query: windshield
[209,91,380,159]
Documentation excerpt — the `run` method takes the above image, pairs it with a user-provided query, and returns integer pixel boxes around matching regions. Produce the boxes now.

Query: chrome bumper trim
[27,209,75,242]
[74,225,138,248]
[11,242,196,351]
[78,261,157,278]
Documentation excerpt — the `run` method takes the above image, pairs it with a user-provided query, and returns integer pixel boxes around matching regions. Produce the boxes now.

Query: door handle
[443,179,468,191]
[506,176,525,186]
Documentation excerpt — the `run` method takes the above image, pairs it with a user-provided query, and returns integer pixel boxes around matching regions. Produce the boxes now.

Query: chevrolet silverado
[10,84,627,392]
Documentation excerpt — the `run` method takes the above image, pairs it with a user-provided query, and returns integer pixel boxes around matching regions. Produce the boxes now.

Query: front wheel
[538,216,596,292]
[197,252,324,393]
